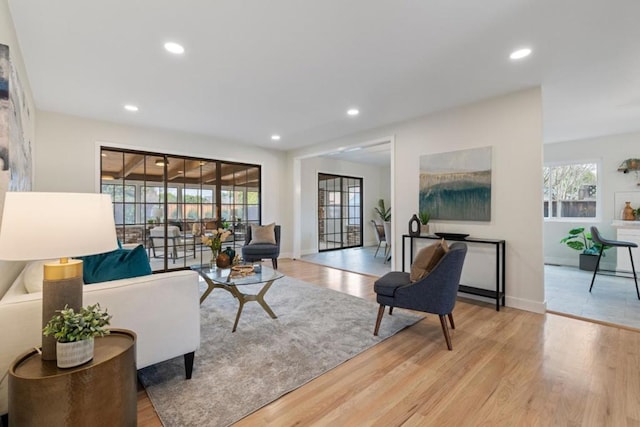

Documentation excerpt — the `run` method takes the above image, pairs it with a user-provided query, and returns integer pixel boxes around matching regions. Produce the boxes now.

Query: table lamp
[0,192,118,360]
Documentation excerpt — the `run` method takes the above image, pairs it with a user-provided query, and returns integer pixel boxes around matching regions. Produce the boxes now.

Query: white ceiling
[8,0,640,162]
[322,141,392,167]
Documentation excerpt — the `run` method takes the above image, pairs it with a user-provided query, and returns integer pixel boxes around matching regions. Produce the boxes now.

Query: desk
[402,234,506,311]
[8,329,137,426]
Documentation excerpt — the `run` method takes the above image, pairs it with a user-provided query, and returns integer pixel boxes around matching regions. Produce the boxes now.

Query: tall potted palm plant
[374,199,391,222]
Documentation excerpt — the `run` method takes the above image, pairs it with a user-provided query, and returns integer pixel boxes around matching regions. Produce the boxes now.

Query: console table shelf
[402,234,506,311]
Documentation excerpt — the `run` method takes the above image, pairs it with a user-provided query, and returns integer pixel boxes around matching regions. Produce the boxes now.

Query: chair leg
[272,258,278,269]
[374,242,381,257]
[374,304,385,336]
[629,247,640,300]
[439,315,453,351]
[389,306,394,315]
[589,248,605,293]
[448,313,455,329]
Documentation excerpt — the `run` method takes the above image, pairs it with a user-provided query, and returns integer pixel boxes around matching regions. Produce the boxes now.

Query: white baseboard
[505,296,546,314]
[299,249,316,256]
[280,251,294,259]
[544,256,615,271]
[458,293,545,314]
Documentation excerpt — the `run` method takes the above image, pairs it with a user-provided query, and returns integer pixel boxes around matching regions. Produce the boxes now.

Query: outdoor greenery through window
[543,162,598,219]
[101,147,261,272]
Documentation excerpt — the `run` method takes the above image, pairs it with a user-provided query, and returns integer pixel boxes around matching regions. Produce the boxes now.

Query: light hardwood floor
[138,259,640,426]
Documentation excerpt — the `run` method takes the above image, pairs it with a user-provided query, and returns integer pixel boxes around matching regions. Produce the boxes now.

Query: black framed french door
[100,147,261,272]
[317,173,363,252]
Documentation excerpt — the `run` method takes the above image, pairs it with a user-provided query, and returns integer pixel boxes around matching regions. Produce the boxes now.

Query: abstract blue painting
[0,43,32,221]
[419,147,492,221]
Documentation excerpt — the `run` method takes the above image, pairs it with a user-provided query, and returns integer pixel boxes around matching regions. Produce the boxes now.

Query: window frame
[543,158,602,222]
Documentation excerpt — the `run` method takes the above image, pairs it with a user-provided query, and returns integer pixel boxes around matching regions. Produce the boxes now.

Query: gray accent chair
[373,242,467,350]
[241,225,281,269]
[370,220,389,258]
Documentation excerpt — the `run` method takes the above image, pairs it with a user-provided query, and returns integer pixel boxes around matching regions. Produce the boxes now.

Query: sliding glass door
[100,147,261,272]
[317,173,362,251]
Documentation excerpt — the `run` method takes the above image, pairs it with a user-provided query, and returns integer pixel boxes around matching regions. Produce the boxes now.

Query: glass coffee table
[191,265,284,332]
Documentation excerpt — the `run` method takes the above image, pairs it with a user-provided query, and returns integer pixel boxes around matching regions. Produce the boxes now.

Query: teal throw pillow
[78,244,152,284]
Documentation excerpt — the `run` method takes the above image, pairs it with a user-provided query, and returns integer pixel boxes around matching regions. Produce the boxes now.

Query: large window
[101,148,261,272]
[102,183,136,224]
[543,161,598,219]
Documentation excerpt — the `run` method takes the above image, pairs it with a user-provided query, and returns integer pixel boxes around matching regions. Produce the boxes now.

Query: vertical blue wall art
[0,43,33,221]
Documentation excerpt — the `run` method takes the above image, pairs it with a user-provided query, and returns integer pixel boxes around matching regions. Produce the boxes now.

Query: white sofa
[0,260,201,416]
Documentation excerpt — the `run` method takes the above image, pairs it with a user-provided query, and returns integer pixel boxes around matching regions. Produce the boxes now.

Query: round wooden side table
[8,329,137,427]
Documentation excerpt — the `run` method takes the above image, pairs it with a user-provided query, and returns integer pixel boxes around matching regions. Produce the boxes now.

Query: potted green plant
[560,227,610,271]
[43,303,112,368]
[374,199,391,222]
[418,211,430,235]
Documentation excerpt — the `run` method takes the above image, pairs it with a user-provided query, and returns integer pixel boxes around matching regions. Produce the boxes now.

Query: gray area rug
[138,276,423,426]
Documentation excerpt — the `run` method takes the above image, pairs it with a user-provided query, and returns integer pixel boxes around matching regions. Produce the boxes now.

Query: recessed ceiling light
[124,104,139,112]
[509,48,532,60]
[347,108,359,116]
[271,135,281,141]
[101,174,114,181]
[164,42,185,55]
[155,159,168,167]
[101,152,107,157]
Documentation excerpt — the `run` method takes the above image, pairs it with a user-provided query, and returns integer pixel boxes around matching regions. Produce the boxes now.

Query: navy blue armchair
[373,242,467,350]
[241,225,281,269]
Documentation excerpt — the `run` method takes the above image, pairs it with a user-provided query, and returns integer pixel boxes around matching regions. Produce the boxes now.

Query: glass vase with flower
[201,229,232,268]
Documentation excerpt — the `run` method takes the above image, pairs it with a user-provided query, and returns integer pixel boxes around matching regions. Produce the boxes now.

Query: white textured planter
[420,224,430,235]
[56,338,94,368]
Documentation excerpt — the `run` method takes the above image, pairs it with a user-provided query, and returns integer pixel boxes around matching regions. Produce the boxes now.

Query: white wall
[34,111,292,256]
[299,156,390,255]
[544,131,640,270]
[291,88,545,313]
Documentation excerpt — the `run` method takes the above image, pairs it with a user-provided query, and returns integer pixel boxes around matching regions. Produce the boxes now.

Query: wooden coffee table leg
[229,280,278,331]
[203,279,278,332]
[199,279,216,304]
[256,280,277,318]
[231,298,245,333]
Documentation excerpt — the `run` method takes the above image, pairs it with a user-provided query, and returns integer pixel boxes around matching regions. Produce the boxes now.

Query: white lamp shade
[0,192,119,260]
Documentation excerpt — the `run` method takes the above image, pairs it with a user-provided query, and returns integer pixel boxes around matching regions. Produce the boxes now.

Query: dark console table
[402,234,506,311]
